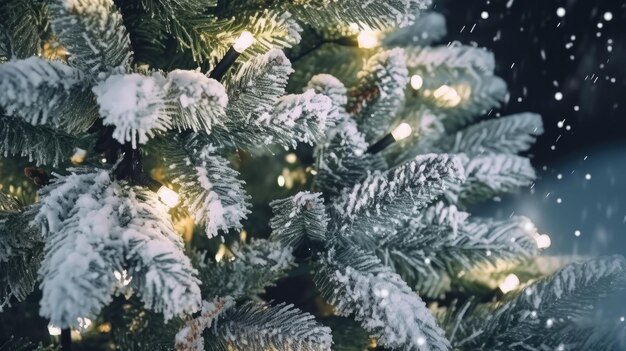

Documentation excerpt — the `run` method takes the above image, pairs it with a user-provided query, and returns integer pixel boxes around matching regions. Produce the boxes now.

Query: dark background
[438,0,626,320]
[439,0,625,161]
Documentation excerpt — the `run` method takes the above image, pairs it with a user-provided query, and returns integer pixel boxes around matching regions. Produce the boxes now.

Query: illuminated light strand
[366,123,413,154]
[209,31,255,82]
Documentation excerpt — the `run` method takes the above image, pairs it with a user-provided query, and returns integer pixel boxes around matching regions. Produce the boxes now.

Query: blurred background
[438,0,626,319]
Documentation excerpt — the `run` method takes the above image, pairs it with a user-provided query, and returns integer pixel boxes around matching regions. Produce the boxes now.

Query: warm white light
[77,317,92,330]
[391,123,413,141]
[277,175,286,187]
[71,148,87,164]
[499,273,520,293]
[157,186,179,208]
[433,85,462,107]
[535,234,552,249]
[357,30,379,49]
[114,270,132,286]
[285,153,297,164]
[215,244,227,262]
[48,324,62,336]
[233,31,254,53]
[410,75,424,90]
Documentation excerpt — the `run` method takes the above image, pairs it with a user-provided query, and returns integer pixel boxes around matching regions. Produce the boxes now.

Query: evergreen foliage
[0,0,623,350]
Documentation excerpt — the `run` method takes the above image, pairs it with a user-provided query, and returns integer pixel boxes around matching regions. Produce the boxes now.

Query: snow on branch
[93,73,171,148]
[175,296,235,351]
[0,194,43,311]
[315,245,450,351]
[446,154,535,205]
[0,116,78,166]
[435,113,544,155]
[405,43,508,130]
[0,0,42,60]
[163,140,250,238]
[0,57,98,132]
[288,0,430,32]
[49,0,132,74]
[460,256,626,350]
[355,202,538,297]
[166,70,228,134]
[332,154,465,223]
[206,301,333,351]
[32,169,200,327]
[270,192,328,250]
[351,48,408,142]
[193,239,294,299]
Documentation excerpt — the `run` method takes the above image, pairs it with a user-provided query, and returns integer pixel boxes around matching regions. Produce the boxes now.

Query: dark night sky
[438,0,626,162]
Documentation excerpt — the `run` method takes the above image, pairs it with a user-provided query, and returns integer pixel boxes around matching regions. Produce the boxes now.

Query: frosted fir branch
[384,12,448,47]
[264,89,337,147]
[226,49,292,122]
[331,154,465,224]
[0,116,78,167]
[93,73,172,148]
[306,74,348,110]
[355,203,538,297]
[165,70,228,133]
[351,49,409,142]
[434,113,544,156]
[32,170,200,327]
[459,256,626,350]
[445,154,536,204]
[206,302,333,351]
[0,57,98,132]
[404,43,508,130]
[0,196,43,310]
[209,10,302,62]
[287,0,431,32]
[270,192,328,249]
[314,245,450,351]
[122,188,202,321]
[49,0,132,74]
[193,239,294,299]
[175,296,235,351]
[0,0,43,60]
[164,140,250,238]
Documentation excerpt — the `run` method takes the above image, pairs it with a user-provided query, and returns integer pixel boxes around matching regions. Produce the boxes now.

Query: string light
[156,185,180,208]
[48,324,62,336]
[285,153,297,164]
[367,123,413,154]
[410,74,424,90]
[209,31,255,81]
[433,85,462,107]
[535,233,552,249]
[70,148,87,164]
[215,244,228,262]
[499,273,520,293]
[277,175,286,187]
[233,31,254,53]
[357,29,379,48]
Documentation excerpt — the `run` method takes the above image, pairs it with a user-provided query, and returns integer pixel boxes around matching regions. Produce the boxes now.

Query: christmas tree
[1,0,625,350]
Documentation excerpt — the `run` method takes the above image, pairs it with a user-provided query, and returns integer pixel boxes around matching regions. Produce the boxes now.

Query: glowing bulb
[71,148,87,164]
[410,75,424,90]
[48,324,62,336]
[77,317,92,330]
[285,153,297,164]
[434,85,462,107]
[233,31,254,53]
[277,175,286,187]
[357,30,379,49]
[114,270,132,286]
[391,123,413,141]
[215,244,227,262]
[499,273,520,293]
[157,186,179,208]
[535,234,552,249]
